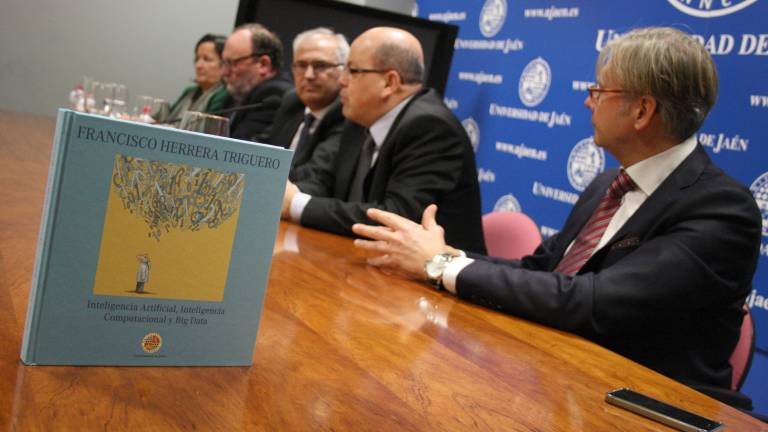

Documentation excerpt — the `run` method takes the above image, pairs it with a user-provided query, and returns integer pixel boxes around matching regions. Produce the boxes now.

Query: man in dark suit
[281,27,485,254]
[220,23,291,142]
[269,28,348,183]
[351,27,761,402]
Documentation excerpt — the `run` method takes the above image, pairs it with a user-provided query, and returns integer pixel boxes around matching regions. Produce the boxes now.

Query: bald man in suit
[281,27,485,254]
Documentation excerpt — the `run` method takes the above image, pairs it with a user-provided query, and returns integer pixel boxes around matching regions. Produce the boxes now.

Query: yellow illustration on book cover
[93,155,245,301]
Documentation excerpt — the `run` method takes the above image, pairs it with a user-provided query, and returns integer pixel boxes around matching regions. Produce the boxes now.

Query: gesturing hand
[352,204,457,280]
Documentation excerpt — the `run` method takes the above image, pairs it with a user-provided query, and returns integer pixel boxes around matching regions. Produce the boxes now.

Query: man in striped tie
[351,27,761,405]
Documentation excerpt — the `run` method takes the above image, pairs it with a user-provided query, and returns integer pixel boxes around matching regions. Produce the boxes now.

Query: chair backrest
[482,211,542,260]
[729,304,755,391]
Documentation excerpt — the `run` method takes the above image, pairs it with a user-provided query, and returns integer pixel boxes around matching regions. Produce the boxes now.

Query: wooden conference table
[0,110,765,431]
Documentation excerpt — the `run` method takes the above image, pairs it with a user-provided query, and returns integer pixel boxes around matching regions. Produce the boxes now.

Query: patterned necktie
[554,169,636,275]
[295,113,315,150]
[348,131,374,202]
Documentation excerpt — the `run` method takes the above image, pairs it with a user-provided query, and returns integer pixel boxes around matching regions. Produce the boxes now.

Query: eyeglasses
[220,50,272,69]
[587,85,627,101]
[341,65,391,76]
[291,60,342,74]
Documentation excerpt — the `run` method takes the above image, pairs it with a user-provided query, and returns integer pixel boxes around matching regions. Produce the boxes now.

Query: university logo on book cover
[141,333,163,353]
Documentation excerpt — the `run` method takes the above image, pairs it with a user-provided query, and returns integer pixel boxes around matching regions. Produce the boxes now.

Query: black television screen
[235,0,458,94]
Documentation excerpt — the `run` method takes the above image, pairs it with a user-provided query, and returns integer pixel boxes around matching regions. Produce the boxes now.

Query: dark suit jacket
[297,88,486,254]
[457,144,761,390]
[268,91,344,183]
[222,75,292,143]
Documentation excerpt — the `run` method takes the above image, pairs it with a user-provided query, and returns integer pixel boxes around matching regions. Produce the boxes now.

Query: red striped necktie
[554,169,636,275]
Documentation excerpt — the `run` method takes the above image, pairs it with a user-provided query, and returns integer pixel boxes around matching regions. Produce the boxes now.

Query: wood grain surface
[0,110,765,431]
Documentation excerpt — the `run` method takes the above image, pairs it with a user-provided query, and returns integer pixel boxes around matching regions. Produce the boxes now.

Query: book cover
[21,109,292,365]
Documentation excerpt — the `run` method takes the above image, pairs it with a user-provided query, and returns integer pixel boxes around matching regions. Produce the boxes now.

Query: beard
[226,79,255,102]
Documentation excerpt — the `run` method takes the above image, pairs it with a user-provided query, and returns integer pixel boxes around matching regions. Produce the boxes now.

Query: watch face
[426,260,445,280]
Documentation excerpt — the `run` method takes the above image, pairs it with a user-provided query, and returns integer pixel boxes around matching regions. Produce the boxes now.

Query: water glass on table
[178,111,230,137]
[111,84,129,119]
[134,95,156,123]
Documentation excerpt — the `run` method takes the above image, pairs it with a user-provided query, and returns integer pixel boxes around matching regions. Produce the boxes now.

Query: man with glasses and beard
[220,23,291,142]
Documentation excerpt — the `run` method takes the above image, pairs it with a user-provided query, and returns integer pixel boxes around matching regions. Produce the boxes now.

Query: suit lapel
[366,89,429,197]
[374,89,427,164]
[335,123,368,199]
[299,100,341,160]
[612,145,708,241]
[582,145,710,267]
[285,110,306,152]
[293,99,343,163]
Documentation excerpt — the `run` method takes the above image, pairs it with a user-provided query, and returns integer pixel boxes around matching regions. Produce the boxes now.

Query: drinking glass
[134,95,155,123]
[86,81,102,114]
[81,76,95,113]
[94,82,115,116]
[111,84,129,119]
[178,111,230,137]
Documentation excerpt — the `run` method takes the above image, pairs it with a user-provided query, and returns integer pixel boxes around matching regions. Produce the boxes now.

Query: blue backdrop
[415,0,768,412]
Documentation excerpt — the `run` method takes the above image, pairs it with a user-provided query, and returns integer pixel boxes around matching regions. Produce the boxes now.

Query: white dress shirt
[442,136,698,294]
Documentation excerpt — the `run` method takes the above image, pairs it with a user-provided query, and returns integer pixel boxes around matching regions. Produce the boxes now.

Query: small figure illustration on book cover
[134,253,150,294]
[93,154,245,301]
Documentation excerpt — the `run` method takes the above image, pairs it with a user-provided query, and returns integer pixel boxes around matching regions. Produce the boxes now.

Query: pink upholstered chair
[729,304,755,391]
[482,211,542,260]
[691,304,757,411]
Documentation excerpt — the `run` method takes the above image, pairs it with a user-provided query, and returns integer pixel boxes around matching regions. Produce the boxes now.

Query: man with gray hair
[269,28,348,183]
[352,27,761,405]
[281,27,485,254]
[220,23,292,142]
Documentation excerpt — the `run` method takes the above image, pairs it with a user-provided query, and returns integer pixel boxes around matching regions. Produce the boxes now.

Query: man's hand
[352,204,458,279]
[281,181,297,219]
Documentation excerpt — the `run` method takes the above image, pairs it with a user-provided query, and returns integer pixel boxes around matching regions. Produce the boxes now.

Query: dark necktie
[295,113,315,150]
[554,169,636,275]
[348,132,374,202]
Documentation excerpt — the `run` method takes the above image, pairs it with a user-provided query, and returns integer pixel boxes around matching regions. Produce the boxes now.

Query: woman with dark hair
[162,34,228,122]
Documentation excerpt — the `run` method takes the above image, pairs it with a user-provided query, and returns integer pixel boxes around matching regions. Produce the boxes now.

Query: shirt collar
[368,95,415,148]
[304,103,333,123]
[624,135,697,196]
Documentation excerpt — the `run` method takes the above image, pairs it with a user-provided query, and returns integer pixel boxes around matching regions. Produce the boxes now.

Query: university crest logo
[480,0,507,37]
[567,137,605,192]
[750,172,768,236]
[141,332,163,354]
[462,117,481,152]
[667,0,758,18]
[518,57,551,107]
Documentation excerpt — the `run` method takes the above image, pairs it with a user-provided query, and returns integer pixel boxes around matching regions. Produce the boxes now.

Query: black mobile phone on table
[605,388,723,432]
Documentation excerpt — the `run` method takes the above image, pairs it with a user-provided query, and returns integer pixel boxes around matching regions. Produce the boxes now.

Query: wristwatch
[424,253,455,290]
